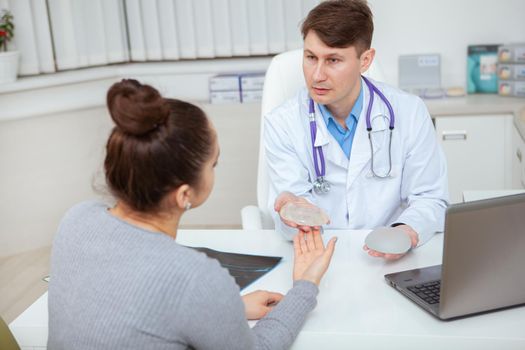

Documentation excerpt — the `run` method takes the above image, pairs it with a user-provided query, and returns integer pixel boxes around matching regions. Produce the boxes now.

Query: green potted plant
[0,9,19,84]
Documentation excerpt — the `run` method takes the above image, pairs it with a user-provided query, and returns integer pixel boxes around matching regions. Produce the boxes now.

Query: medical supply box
[241,73,265,91]
[210,90,242,104]
[467,44,499,94]
[498,81,525,97]
[209,74,241,92]
[209,72,265,104]
[242,90,263,103]
[398,54,441,91]
[498,44,525,64]
[497,43,525,97]
[497,64,525,81]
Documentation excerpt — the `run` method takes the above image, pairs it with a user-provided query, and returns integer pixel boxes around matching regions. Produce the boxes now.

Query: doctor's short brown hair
[301,0,374,56]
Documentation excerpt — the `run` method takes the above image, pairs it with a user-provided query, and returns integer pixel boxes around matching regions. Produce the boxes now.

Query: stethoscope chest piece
[313,176,331,194]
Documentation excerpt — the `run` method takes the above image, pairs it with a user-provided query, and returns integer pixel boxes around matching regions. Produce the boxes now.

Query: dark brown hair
[104,79,213,213]
[301,0,374,55]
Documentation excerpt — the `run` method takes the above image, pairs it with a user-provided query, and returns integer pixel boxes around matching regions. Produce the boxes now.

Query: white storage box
[497,64,525,80]
[210,90,241,104]
[498,80,525,97]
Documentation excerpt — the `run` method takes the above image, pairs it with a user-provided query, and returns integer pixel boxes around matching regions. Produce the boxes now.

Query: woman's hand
[241,290,284,320]
[293,228,337,285]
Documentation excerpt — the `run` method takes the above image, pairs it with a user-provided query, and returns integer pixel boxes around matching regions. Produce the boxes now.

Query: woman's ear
[360,48,376,73]
[169,184,192,211]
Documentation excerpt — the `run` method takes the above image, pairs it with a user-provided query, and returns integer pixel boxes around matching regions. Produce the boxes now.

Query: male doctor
[264,0,448,260]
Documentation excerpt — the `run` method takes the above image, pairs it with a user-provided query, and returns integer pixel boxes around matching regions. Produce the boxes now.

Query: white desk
[10,229,525,349]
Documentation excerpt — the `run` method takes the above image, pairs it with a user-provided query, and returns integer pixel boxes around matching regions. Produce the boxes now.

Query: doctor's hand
[274,191,327,233]
[242,290,284,320]
[293,229,337,286]
[363,225,419,260]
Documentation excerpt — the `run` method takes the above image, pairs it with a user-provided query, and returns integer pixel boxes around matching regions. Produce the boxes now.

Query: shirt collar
[319,84,364,130]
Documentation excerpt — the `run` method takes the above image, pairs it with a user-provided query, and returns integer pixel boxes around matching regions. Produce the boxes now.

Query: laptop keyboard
[407,280,441,304]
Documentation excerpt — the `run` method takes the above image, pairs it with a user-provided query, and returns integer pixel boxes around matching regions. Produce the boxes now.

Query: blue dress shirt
[318,86,364,159]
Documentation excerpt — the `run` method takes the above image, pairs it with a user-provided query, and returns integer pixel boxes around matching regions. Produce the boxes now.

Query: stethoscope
[309,76,395,195]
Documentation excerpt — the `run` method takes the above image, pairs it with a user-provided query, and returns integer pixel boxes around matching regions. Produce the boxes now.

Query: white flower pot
[0,51,20,84]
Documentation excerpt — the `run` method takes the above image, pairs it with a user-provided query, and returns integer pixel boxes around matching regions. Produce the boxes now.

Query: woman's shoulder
[53,200,109,242]
[68,199,106,215]
[58,200,107,227]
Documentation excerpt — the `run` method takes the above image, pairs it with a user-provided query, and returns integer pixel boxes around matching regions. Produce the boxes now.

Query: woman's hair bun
[106,79,170,136]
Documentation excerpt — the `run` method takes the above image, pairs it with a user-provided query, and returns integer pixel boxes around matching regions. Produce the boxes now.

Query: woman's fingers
[299,231,308,253]
[266,292,284,305]
[298,225,314,233]
[304,231,316,251]
[313,229,324,249]
[293,234,301,256]
[322,237,337,263]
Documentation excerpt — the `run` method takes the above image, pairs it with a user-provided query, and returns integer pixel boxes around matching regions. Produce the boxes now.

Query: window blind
[6,0,319,76]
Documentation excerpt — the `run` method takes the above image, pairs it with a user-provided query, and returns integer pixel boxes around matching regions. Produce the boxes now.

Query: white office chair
[240,49,385,229]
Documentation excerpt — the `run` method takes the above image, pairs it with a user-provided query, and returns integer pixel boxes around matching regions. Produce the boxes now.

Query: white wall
[2,0,525,257]
[0,103,260,257]
[0,108,112,257]
[370,0,525,87]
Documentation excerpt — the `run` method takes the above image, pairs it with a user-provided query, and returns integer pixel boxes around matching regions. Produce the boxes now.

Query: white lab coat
[264,78,449,245]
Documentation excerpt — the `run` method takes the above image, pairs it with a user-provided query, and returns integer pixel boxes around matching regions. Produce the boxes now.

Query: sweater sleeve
[251,280,318,350]
[177,257,318,350]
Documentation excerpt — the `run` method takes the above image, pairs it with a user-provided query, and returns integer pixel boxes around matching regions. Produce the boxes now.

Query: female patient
[47,79,337,349]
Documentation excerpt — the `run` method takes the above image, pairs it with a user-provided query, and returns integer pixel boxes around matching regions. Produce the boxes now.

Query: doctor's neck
[324,78,362,125]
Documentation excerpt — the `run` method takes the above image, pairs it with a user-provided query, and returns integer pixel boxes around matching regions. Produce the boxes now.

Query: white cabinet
[511,124,525,189]
[434,114,513,203]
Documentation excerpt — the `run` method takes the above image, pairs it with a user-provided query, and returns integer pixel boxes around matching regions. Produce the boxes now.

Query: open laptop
[385,193,525,320]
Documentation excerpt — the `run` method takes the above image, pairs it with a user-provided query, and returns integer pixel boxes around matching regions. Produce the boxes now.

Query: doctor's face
[303,30,374,111]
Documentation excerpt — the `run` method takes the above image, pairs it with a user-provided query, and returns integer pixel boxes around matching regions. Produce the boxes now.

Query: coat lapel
[313,104,349,170]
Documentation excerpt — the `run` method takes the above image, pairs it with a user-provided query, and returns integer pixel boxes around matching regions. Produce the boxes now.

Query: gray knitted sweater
[47,201,318,349]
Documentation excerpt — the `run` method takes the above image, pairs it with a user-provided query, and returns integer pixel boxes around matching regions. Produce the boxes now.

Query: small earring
[184,202,192,211]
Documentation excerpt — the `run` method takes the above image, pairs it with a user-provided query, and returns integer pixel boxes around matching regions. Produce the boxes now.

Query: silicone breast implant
[364,227,412,254]
[280,201,330,226]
